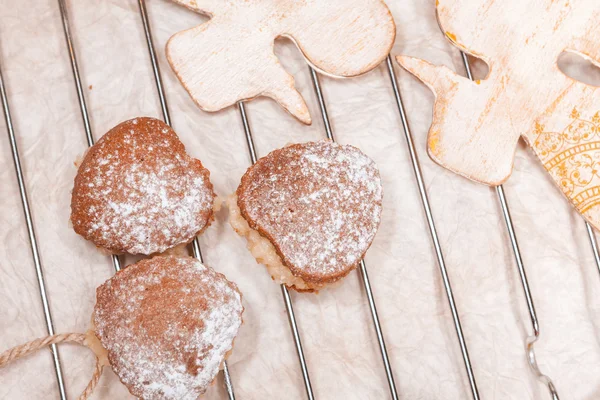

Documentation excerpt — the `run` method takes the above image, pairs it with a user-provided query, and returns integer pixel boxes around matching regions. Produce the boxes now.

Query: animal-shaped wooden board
[397,0,600,231]
[166,0,395,124]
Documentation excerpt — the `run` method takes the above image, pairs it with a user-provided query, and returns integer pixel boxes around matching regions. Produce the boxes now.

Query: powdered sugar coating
[71,117,215,255]
[237,141,383,285]
[93,256,243,400]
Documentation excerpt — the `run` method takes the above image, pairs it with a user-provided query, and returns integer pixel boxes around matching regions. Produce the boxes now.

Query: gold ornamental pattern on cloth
[535,108,600,218]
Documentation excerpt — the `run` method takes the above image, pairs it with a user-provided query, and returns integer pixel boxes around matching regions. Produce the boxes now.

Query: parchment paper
[1,1,600,399]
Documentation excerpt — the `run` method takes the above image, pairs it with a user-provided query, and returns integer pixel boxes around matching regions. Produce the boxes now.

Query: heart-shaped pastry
[93,256,243,399]
[71,117,215,255]
[228,141,383,291]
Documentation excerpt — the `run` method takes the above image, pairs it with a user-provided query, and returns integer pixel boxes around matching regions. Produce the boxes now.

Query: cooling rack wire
[1,1,598,399]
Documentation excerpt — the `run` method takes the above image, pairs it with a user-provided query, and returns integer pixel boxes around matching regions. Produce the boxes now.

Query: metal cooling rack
[2,1,597,399]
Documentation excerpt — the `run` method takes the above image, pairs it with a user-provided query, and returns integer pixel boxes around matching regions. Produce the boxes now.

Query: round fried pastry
[71,117,215,255]
[234,140,383,290]
[93,256,243,400]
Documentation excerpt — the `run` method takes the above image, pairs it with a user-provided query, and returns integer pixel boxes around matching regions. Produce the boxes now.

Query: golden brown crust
[71,117,215,255]
[236,141,383,288]
[228,193,321,292]
[93,256,243,400]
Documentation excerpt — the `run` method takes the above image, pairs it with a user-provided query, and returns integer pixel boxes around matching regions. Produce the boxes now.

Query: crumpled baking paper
[1,0,599,399]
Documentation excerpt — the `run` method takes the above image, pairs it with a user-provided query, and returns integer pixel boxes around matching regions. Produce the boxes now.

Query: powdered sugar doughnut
[229,141,383,291]
[71,117,215,255]
[93,256,243,399]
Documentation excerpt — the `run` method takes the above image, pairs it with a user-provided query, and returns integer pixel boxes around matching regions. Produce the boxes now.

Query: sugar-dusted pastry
[166,0,395,124]
[94,256,243,400]
[228,141,383,291]
[71,117,215,255]
[397,0,600,230]
[0,256,243,399]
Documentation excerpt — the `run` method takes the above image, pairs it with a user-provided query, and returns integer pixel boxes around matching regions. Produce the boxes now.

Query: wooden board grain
[166,0,395,124]
[397,0,600,231]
